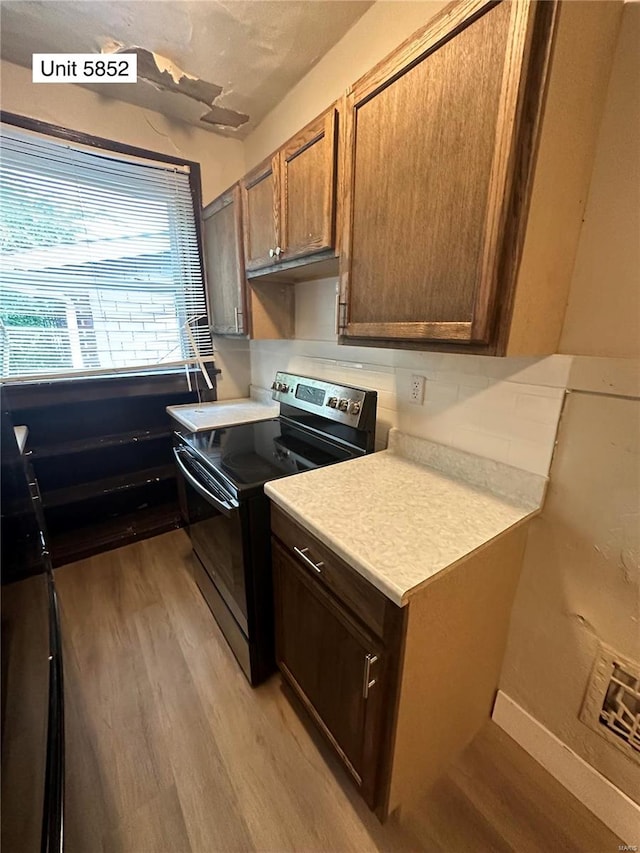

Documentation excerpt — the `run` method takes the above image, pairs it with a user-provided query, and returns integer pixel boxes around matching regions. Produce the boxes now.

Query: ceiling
[0,0,373,138]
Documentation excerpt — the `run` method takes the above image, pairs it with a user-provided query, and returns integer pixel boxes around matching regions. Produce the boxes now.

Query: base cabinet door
[273,540,385,806]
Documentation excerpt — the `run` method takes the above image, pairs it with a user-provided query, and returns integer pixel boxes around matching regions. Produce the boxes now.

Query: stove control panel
[270,371,376,433]
[328,396,362,415]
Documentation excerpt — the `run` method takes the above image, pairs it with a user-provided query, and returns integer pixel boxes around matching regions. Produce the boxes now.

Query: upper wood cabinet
[279,109,337,262]
[336,0,620,355]
[241,107,339,274]
[241,157,279,272]
[203,184,247,335]
[339,0,547,348]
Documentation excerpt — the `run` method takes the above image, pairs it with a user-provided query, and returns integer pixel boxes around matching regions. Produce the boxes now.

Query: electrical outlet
[410,374,425,405]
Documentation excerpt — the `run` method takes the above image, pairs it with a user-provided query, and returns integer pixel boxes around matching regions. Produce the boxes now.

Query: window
[0,121,213,381]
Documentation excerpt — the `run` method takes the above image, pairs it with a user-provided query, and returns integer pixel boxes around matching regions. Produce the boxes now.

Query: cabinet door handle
[234,306,243,334]
[362,653,379,699]
[335,292,348,334]
[293,546,324,574]
[269,248,275,258]
[274,246,282,258]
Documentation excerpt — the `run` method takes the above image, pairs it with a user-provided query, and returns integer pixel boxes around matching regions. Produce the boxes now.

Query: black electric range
[173,372,377,685]
[181,418,360,498]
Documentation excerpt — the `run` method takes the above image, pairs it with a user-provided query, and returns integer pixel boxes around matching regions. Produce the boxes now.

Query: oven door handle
[173,447,237,516]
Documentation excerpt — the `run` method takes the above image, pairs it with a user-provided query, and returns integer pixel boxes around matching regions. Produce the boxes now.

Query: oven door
[173,446,248,635]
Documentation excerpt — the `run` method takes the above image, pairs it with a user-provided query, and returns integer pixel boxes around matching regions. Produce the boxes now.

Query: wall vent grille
[580,644,640,763]
[600,664,640,753]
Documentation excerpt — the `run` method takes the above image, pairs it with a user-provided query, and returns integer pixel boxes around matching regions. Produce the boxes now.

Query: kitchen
[3,2,638,849]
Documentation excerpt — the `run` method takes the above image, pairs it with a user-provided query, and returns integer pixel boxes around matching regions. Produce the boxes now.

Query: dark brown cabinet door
[203,184,247,335]
[279,107,338,262]
[273,540,385,806]
[241,156,279,271]
[340,0,545,345]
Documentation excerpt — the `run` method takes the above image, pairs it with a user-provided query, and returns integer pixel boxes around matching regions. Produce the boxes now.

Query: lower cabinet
[3,373,208,568]
[271,508,405,811]
[273,540,389,806]
[270,504,530,821]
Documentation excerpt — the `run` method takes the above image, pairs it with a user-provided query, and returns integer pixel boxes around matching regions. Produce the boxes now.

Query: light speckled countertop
[265,429,547,606]
[167,386,279,431]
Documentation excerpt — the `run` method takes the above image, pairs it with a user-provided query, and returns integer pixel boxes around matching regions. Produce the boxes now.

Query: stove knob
[327,396,338,408]
[280,383,289,393]
[338,398,349,412]
[348,400,361,415]
[271,380,278,390]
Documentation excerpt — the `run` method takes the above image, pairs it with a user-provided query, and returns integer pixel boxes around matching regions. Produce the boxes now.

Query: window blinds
[0,125,213,381]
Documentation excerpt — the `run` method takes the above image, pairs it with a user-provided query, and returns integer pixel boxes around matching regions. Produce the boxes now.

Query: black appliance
[173,372,377,685]
[1,407,64,853]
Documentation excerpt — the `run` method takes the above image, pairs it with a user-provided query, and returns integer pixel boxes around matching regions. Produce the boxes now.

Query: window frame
[0,111,210,386]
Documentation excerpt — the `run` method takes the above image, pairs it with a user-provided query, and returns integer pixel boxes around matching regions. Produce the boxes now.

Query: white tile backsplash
[507,437,557,474]
[480,353,573,387]
[451,427,512,462]
[435,369,490,388]
[212,335,251,400]
[294,279,338,342]
[248,282,570,477]
[514,392,565,424]
[423,379,459,406]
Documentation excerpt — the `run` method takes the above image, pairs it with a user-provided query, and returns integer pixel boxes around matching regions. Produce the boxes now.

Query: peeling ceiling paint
[125,47,222,105]
[111,46,248,130]
[0,0,373,138]
[201,105,249,130]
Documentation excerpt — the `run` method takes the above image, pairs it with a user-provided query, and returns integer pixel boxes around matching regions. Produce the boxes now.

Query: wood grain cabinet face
[203,185,247,335]
[241,156,279,272]
[279,108,338,262]
[241,107,339,275]
[340,0,549,346]
[272,539,387,807]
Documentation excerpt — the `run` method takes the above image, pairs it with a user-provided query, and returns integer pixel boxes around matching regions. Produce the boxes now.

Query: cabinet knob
[275,246,282,257]
[269,248,275,258]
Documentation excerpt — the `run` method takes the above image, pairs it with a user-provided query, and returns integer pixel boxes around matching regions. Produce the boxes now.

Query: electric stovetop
[181,418,359,499]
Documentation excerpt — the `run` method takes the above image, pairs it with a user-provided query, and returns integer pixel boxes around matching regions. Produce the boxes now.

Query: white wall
[244,1,449,169]
[1,58,251,399]
[499,4,640,803]
[245,0,568,478]
[558,2,639,360]
[252,282,569,475]
[0,59,245,203]
[246,0,640,809]
[4,0,638,805]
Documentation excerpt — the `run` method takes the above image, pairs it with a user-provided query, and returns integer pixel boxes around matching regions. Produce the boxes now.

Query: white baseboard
[492,690,640,844]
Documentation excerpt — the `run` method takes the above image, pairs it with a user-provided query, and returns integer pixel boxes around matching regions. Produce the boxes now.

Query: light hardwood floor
[54,530,620,853]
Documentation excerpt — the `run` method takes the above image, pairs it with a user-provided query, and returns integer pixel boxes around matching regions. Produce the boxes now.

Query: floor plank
[53,530,623,853]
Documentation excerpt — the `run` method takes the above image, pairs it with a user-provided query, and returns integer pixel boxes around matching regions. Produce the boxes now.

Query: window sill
[2,368,220,409]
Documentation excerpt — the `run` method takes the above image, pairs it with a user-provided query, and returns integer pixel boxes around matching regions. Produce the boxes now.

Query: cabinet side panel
[247,281,294,339]
[387,524,527,814]
[505,0,623,356]
[349,2,511,326]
